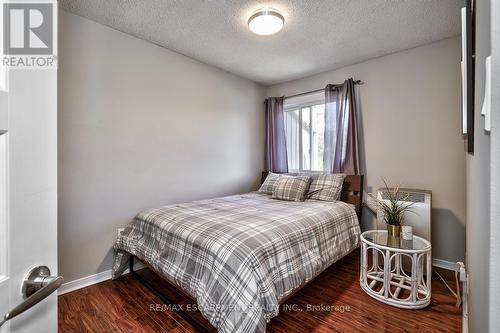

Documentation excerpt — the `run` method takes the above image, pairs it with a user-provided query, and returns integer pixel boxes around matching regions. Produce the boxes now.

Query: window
[284,92,326,172]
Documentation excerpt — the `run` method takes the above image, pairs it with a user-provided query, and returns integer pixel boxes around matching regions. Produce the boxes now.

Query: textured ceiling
[59,0,462,85]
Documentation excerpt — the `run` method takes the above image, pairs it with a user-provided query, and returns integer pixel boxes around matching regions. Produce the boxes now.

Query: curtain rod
[284,80,362,99]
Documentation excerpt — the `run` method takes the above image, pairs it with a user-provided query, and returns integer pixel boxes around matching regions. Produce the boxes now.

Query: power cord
[433,268,462,307]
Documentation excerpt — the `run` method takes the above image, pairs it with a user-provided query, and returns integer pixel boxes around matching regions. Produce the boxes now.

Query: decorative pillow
[272,175,311,202]
[304,173,346,201]
[258,172,281,194]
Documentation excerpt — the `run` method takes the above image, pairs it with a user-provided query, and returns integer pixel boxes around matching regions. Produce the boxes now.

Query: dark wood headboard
[340,174,364,219]
[260,172,364,219]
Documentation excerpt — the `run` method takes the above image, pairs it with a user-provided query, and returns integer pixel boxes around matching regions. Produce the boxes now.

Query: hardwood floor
[58,252,461,332]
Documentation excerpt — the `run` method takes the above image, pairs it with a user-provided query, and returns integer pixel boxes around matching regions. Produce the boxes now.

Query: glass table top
[361,230,431,251]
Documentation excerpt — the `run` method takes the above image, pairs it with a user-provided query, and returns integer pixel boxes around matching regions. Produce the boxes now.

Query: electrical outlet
[457,262,467,282]
[117,227,125,237]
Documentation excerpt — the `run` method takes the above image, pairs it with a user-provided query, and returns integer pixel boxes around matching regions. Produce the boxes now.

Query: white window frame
[284,92,325,173]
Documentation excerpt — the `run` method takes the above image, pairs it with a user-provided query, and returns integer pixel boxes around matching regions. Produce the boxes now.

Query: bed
[112,173,363,333]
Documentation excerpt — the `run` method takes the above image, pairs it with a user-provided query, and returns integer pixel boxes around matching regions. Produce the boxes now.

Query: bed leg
[129,255,135,274]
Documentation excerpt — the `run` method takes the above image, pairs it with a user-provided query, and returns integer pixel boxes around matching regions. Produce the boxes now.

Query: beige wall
[267,37,465,263]
[490,0,500,329]
[58,11,265,283]
[489,1,500,332]
[466,0,491,331]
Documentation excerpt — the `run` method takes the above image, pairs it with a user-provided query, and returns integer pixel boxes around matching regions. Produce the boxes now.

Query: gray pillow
[272,175,311,202]
[304,173,346,201]
[258,172,281,194]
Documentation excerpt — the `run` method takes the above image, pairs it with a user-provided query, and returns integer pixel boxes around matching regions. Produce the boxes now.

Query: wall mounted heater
[376,188,432,242]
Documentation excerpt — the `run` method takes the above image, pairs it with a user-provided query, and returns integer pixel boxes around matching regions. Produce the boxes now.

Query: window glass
[311,104,325,171]
[284,109,300,170]
[301,107,310,170]
[284,100,325,172]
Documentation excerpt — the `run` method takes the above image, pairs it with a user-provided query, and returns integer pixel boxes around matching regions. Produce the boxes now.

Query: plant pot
[386,224,401,238]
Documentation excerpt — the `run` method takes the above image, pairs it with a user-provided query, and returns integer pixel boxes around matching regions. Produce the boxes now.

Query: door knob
[22,266,63,299]
[0,266,63,327]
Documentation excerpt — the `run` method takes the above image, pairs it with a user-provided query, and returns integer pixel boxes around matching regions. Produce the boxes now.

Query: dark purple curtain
[323,79,360,175]
[264,97,288,173]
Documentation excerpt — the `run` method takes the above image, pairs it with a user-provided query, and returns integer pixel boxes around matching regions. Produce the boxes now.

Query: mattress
[112,192,360,333]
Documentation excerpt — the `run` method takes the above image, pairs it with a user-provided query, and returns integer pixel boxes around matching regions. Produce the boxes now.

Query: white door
[0,31,59,333]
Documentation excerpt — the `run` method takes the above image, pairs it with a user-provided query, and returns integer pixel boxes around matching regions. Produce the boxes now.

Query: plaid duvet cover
[112,192,360,333]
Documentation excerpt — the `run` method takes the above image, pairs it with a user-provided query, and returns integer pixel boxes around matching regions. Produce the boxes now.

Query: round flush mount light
[248,9,284,36]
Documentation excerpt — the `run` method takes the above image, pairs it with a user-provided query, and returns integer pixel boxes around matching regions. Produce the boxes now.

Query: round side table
[360,230,432,309]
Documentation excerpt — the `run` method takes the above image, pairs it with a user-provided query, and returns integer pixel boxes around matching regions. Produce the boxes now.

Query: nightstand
[360,230,432,309]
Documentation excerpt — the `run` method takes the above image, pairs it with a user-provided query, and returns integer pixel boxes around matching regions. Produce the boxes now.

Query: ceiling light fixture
[248,9,284,36]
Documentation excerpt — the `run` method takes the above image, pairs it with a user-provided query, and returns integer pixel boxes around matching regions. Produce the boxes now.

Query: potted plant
[370,180,415,237]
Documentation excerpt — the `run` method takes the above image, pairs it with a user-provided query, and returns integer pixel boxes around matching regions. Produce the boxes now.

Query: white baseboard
[59,258,458,296]
[432,258,460,272]
[58,262,145,295]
